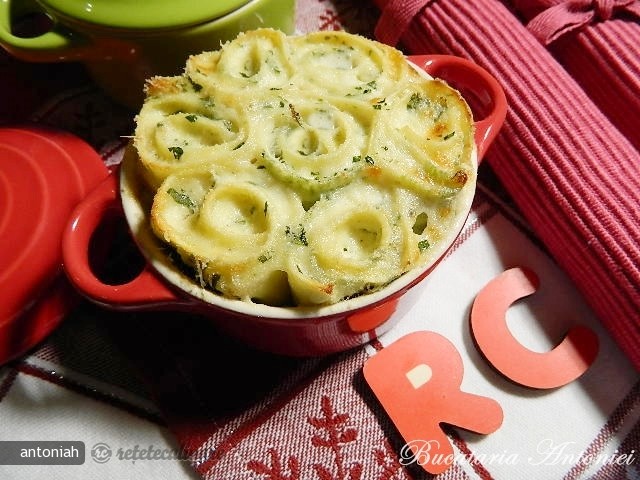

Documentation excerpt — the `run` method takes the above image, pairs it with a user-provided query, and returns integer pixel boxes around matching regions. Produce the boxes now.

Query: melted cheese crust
[132,28,475,306]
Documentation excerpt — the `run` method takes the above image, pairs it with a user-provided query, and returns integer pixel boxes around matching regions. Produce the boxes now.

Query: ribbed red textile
[506,0,640,151]
[373,0,640,369]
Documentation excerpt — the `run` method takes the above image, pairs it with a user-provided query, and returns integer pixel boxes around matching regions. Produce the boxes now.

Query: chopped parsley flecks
[285,224,308,246]
[185,114,198,122]
[168,146,184,160]
[407,92,428,110]
[167,188,196,213]
[418,239,430,252]
[412,212,429,235]
[372,98,386,110]
[434,98,448,120]
[443,131,455,140]
[408,93,449,121]
[258,251,273,263]
[187,76,203,92]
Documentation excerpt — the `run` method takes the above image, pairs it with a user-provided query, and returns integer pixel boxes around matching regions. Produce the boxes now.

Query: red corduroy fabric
[373,0,640,369]
[505,0,640,151]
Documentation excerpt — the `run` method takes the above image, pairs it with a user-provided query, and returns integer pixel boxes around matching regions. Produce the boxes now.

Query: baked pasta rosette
[251,93,372,201]
[288,30,412,102]
[134,80,250,189]
[287,182,408,305]
[368,78,474,200]
[185,29,293,96]
[151,166,305,306]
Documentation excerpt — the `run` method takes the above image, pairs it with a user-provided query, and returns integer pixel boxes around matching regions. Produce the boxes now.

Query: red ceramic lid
[0,126,109,365]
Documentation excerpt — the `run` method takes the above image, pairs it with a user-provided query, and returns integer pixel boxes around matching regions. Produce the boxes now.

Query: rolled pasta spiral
[132,28,476,307]
[186,28,293,95]
[253,94,371,199]
[151,166,305,305]
[288,30,412,101]
[367,80,474,200]
[134,86,250,189]
[287,182,406,305]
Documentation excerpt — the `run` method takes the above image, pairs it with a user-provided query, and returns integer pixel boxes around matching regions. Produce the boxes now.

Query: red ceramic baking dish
[62,54,507,357]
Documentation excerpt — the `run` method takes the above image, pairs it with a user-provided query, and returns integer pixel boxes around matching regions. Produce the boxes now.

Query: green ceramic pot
[0,0,296,107]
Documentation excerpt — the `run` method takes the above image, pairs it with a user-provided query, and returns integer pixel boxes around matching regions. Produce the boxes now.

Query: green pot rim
[40,0,254,30]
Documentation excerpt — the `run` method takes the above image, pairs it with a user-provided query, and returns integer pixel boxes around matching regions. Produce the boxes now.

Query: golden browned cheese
[130,28,476,307]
